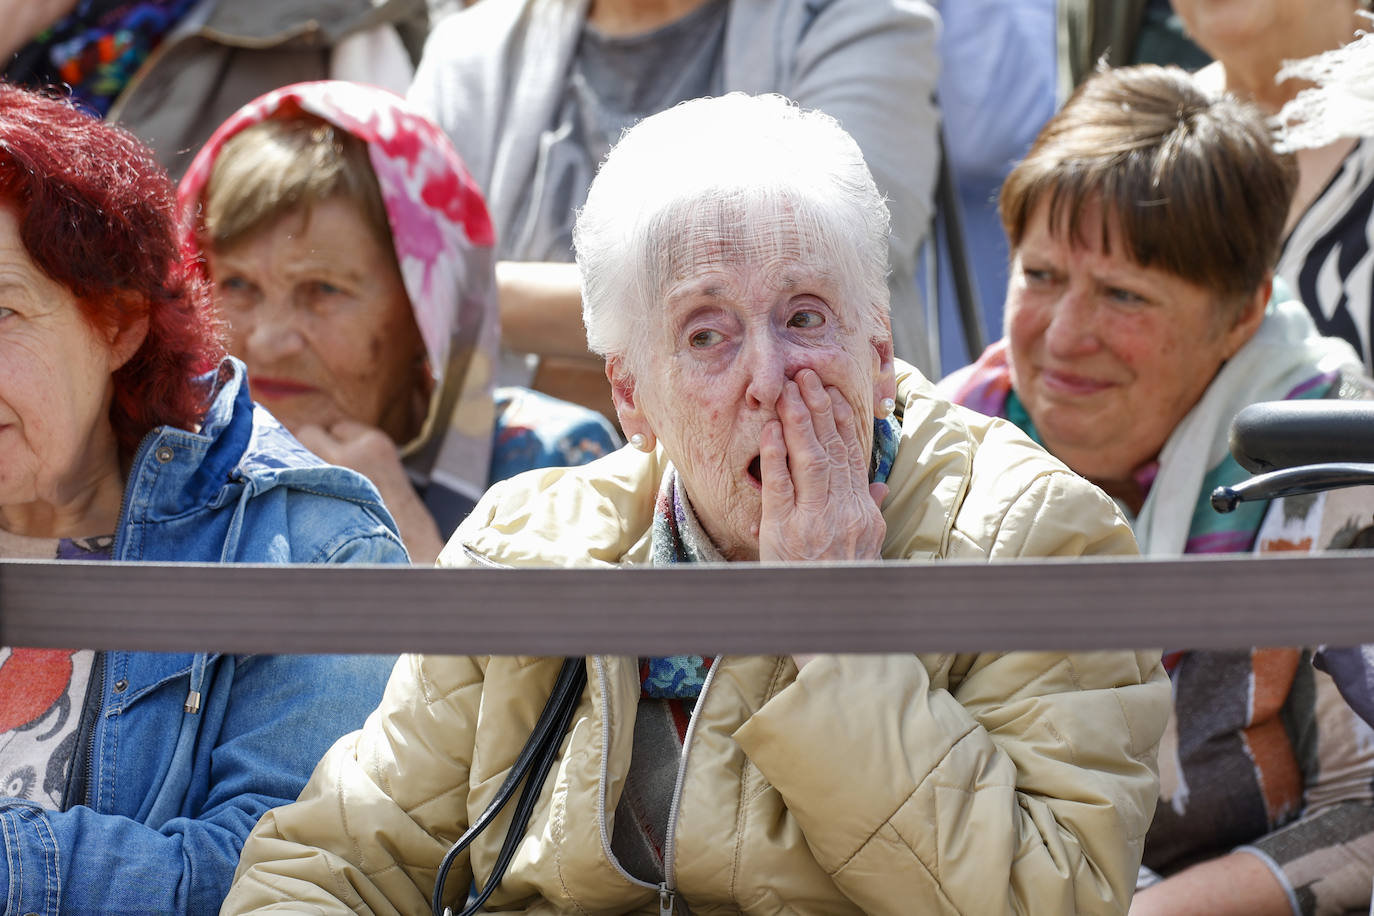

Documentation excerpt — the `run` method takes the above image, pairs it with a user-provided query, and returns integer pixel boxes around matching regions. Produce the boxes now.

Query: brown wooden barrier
[1,551,1370,654]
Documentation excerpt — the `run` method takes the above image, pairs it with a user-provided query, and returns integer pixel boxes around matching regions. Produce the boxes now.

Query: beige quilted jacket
[222,365,1170,915]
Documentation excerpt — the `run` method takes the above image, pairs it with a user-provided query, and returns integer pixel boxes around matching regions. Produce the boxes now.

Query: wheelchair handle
[1229,400,1374,473]
[1211,462,1374,512]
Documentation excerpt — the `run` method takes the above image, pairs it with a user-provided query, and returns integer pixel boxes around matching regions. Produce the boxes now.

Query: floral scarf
[176,80,501,525]
[641,415,901,698]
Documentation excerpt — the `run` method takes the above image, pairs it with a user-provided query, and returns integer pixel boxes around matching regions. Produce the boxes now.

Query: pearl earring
[629,433,650,452]
[879,397,896,418]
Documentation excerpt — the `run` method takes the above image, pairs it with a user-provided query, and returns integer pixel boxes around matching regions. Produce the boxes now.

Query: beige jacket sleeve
[734,471,1169,915]
[221,654,486,915]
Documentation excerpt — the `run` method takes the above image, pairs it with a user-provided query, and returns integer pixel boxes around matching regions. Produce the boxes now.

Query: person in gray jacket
[408,0,940,410]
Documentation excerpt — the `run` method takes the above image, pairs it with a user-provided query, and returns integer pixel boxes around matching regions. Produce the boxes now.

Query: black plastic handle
[1229,401,1374,473]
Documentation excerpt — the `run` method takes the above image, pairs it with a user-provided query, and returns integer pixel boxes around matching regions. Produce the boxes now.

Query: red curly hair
[0,83,223,457]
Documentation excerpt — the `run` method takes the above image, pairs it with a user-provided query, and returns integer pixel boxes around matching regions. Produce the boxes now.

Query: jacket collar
[133,356,387,515]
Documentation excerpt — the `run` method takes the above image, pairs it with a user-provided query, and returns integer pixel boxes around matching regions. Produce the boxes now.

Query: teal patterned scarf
[641,415,900,698]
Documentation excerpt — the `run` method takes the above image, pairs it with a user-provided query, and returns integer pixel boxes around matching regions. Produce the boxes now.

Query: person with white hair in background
[221,92,1169,916]
[1172,0,1374,372]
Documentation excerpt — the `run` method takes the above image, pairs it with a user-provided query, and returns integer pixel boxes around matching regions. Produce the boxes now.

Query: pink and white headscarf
[177,80,501,509]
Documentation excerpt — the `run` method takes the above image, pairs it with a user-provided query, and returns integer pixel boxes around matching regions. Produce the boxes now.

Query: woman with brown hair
[943,64,1374,915]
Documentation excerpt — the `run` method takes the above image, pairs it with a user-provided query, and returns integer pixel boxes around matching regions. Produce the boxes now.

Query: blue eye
[788,309,824,329]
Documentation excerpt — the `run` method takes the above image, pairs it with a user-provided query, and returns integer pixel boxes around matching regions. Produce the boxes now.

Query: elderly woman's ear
[871,334,897,417]
[606,355,655,452]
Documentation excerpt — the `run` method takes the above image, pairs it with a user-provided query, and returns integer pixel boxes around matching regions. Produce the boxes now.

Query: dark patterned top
[3,0,201,116]
[1143,487,1374,914]
[1279,139,1374,373]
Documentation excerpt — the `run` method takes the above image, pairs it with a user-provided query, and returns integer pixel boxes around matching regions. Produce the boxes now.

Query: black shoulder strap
[432,657,588,916]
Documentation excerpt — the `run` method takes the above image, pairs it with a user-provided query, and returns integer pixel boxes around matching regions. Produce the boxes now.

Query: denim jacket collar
[116,356,393,564]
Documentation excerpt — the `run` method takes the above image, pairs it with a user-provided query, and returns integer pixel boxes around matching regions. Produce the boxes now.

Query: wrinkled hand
[295,420,443,565]
[757,369,887,565]
[295,420,412,497]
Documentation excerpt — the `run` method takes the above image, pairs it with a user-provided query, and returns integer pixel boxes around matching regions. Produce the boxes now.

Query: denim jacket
[0,358,406,915]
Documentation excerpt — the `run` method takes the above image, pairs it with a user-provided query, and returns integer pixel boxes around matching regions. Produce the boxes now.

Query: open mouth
[747,455,762,488]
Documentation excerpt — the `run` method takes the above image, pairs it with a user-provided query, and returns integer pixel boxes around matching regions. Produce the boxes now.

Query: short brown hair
[201,115,393,253]
[1000,65,1297,319]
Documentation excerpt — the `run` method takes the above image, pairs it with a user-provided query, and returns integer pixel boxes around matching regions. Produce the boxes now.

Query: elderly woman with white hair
[222,93,1170,916]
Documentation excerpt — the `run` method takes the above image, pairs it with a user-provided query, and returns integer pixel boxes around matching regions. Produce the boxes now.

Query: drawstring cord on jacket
[185,653,206,713]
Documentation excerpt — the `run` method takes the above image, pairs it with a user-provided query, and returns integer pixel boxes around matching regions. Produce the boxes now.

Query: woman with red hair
[0,82,405,914]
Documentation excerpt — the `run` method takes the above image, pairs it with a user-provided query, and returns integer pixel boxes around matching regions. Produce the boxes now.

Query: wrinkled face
[0,204,129,519]
[208,197,425,442]
[1006,197,1259,483]
[612,230,893,561]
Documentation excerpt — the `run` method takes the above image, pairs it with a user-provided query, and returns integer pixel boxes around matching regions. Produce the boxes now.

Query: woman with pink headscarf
[179,81,618,564]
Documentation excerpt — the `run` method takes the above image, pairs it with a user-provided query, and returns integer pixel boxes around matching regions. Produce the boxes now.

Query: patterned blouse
[0,531,112,811]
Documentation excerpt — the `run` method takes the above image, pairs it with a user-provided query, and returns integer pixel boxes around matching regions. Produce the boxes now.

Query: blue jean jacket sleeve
[0,650,396,915]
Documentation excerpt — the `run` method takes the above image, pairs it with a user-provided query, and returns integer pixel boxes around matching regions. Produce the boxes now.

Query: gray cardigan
[409,0,941,372]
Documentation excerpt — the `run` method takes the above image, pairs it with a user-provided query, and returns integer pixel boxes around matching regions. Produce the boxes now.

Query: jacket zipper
[82,658,103,804]
[66,430,158,808]
[63,650,107,809]
[460,544,510,569]
[594,655,723,915]
[659,656,721,915]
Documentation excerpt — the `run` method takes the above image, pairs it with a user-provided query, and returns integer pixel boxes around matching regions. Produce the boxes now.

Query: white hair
[1275,16,1374,151]
[573,92,892,370]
